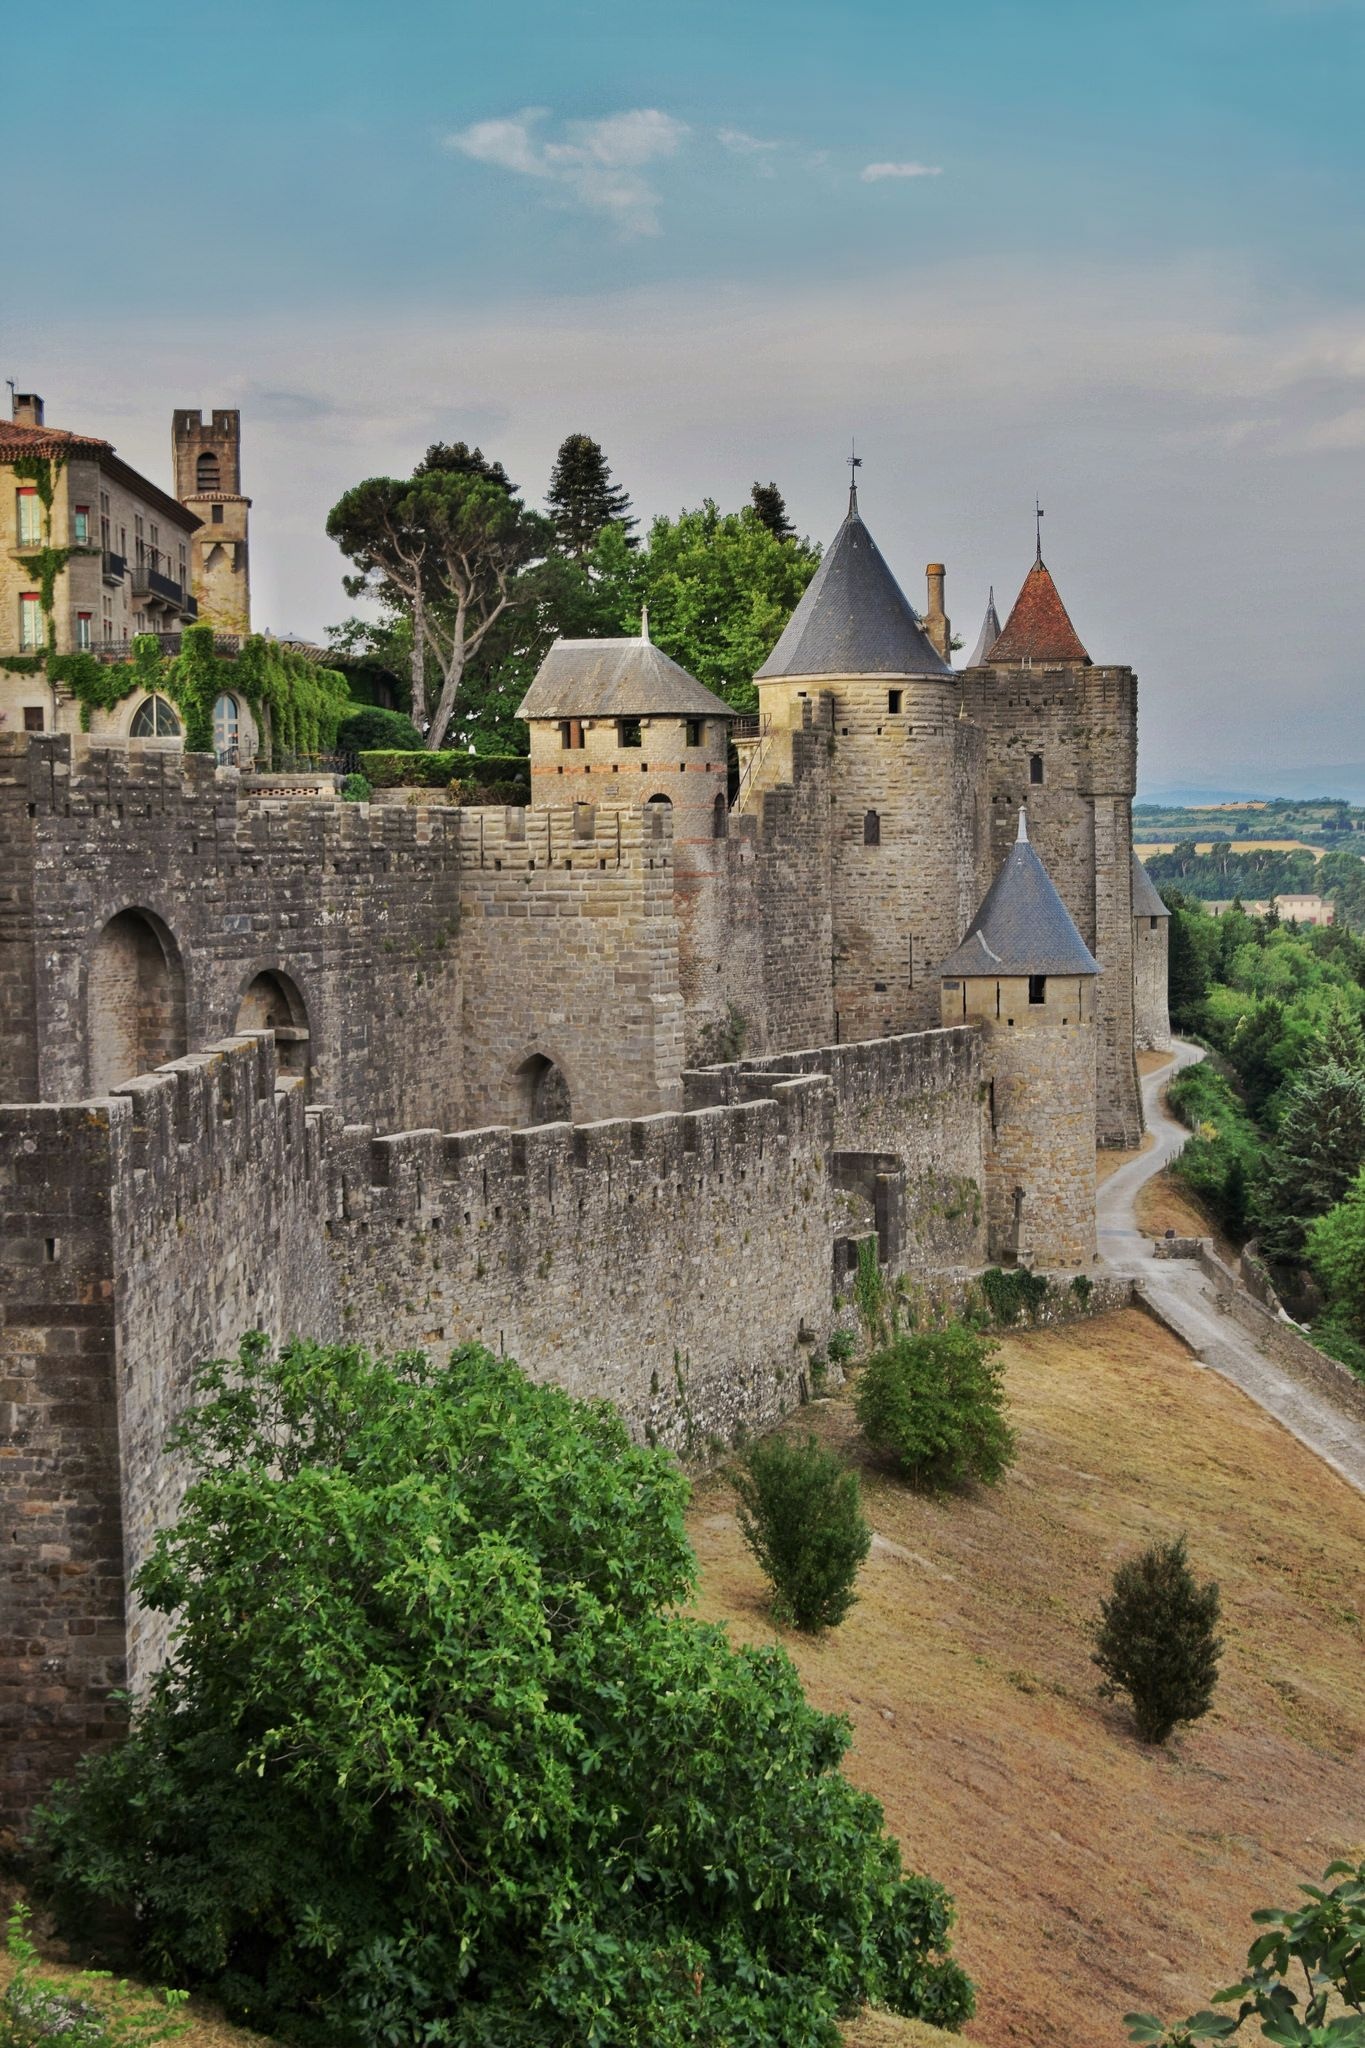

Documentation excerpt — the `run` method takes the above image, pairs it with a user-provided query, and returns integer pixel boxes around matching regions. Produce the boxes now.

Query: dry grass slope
[691,1308,1365,2047]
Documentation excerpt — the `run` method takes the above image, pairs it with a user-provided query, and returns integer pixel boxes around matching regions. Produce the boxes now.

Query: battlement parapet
[457,801,671,873]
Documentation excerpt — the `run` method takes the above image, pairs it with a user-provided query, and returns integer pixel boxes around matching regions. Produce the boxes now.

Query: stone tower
[754,485,988,1042]
[172,408,251,634]
[516,626,735,1045]
[939,810,1098,1270]
[1131,851,1172,1051]
[959,550,1142,1148]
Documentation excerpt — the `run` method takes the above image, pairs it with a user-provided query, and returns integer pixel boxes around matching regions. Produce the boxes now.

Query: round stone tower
[1131,850,1172,1051]
[754,483,987,1040]
[939,809,1098,1271]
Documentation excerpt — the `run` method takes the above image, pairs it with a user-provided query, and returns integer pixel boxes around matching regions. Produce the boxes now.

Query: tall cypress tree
[546,434,636,559]
[750,481,796,540]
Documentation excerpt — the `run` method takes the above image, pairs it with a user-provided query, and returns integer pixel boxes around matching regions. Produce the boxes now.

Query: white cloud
[445,107,689,236]
[860,161,943,182]
[717,126,780,154]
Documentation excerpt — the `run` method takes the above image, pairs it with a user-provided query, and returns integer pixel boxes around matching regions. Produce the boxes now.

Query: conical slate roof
[516,635,733,721]
[939,811,1100,978]
[1131,850,1170,918]
[755,491,951,680]
[966,588,1002,667]
[986,557,1091,665]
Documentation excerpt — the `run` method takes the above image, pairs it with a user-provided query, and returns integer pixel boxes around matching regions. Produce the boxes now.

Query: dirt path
[1097,1045,1365,1495]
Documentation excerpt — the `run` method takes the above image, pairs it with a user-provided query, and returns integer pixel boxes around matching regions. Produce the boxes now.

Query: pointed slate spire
[966,587,1002,667]
[756,494,951,680]
[986,557,1091,666]
[1131,850,1170,919]
[938,811,1099,978]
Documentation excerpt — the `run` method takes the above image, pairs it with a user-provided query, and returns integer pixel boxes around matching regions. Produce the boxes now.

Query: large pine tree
[546,433,636,559]
[750,480,796,540]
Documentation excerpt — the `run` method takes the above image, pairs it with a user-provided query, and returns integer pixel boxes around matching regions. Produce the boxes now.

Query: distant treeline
[1146,844,1365,927]
[1136,798,1365,843]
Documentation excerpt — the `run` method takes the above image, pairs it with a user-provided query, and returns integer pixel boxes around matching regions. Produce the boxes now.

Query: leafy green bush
[734,1433,871,1631]
[1,1904,187,2047]
[339,772,371,803]
[359,748,530,795]
[827,1329,857,1366]
[979,1264,1052,1328]
[33,1338,973,2047]
[1092,1535,1223,1745]
[1125,1853,1365,2045]
[855,1324,1015,1489]
[337,706,424,753]
[1167,1061,1262,1240]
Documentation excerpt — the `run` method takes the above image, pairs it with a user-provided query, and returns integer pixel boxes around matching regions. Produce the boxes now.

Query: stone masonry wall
[0,735,465,1131]
[686,1025,988,1275]
[457,803,685,1126]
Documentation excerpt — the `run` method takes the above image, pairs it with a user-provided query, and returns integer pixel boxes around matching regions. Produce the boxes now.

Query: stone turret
[1131,851,1172,1051]
[940,809,1098,1269]
[959,547,1141,1150]
[754,485,987,1040]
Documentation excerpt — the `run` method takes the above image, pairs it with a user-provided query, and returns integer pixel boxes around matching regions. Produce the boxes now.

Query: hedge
[359,750,530,796]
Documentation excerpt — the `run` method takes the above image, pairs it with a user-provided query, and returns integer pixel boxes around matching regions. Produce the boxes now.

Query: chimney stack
[924,562,951,661]
[12,393,44,428]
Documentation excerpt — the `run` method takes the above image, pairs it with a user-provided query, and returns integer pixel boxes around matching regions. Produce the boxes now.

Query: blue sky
[9,0,1365,793]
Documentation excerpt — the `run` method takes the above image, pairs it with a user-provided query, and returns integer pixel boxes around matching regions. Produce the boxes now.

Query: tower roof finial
[1017,805,1029,844]
[1035,497,1045,564]
[847,438,862,516]
[640,604,650,643]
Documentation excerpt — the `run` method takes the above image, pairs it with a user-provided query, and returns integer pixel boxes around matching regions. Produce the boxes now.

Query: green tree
[1125,1853,1365,2046]
[327,461,551,749]
[1092,1535,1223,1746]
[734,1433,871,1631]
[855,1324,1015,1490]
[34,1338,973,2048]
[749,481,796,540]
[1230,999,1290,1116]
[545,432,636,559]
[1307,1164,1365,1341]
[1165,897,1219,1031]
[1254,1051,1365,1263]
[588,501,820,711]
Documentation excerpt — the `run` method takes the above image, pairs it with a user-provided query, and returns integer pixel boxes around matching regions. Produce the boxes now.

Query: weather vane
[1035,497,1045,562]
[848,439,862,512]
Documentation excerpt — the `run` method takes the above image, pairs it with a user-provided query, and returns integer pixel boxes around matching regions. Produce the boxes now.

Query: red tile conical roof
[986,557,1090,665]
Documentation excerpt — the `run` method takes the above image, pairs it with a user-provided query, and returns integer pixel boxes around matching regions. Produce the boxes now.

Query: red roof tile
[0,420,113,461]
[986,558,1090,665]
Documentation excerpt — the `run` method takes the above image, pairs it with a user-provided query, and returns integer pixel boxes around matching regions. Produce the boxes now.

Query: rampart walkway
[1097,1043,1365,1496]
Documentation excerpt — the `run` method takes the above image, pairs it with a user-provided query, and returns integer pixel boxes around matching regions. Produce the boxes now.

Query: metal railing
[730,713,774,812]
[101,550,126,583]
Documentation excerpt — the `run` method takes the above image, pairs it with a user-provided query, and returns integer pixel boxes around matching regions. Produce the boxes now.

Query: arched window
[646,792,672,808]
[863,809,881,846]
[213,693,240,764]
[236,970,311,1087]
[196,450,220,491]
[87,909,186,1094]
[1029,752,1044,785]
[713,789,728,839]
[130,695,182,739]
[511,1053,571,1127]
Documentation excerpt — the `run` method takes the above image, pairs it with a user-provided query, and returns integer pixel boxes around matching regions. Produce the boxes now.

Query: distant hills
[1140,767,1365,806]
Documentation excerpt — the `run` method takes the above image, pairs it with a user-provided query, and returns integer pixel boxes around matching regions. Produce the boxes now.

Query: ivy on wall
[2,627,350,758]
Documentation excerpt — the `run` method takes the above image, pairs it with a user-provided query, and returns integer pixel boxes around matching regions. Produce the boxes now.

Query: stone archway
[236,969,312,1087]
[87,909,187,1094]
[510,1053,572,1127]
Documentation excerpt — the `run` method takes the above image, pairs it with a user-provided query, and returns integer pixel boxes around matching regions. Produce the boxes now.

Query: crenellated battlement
[457,800,671,872]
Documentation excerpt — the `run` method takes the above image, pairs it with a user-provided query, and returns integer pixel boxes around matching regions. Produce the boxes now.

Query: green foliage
[749,482,797,540]
[358,749,530,799]
[2,1903,187,2047]
[545,432,636,558]
[854,1237,888,1346]
[1124,1853,1365,2046]
[1092,1535,1223,1746]
[1167,1061,1263,1240]
[733,1433,871,1631]
[855,1324,1015,1490]
[33,1337,972,2047]
[336,706,425,753]
[827,1329,857,1367]
[693,1002,748,1065]
[1307,1165,1365,1347]
[1254,1048,1365,1262]
[339,773,371,803]
[979,1264,1053,1328]
[1145,843,1321,903]
[585,502,821,712]
[1166,895,1222,1031]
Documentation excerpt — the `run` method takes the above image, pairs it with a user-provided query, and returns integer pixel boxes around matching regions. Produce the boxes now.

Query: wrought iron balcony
[102,550,126,584]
